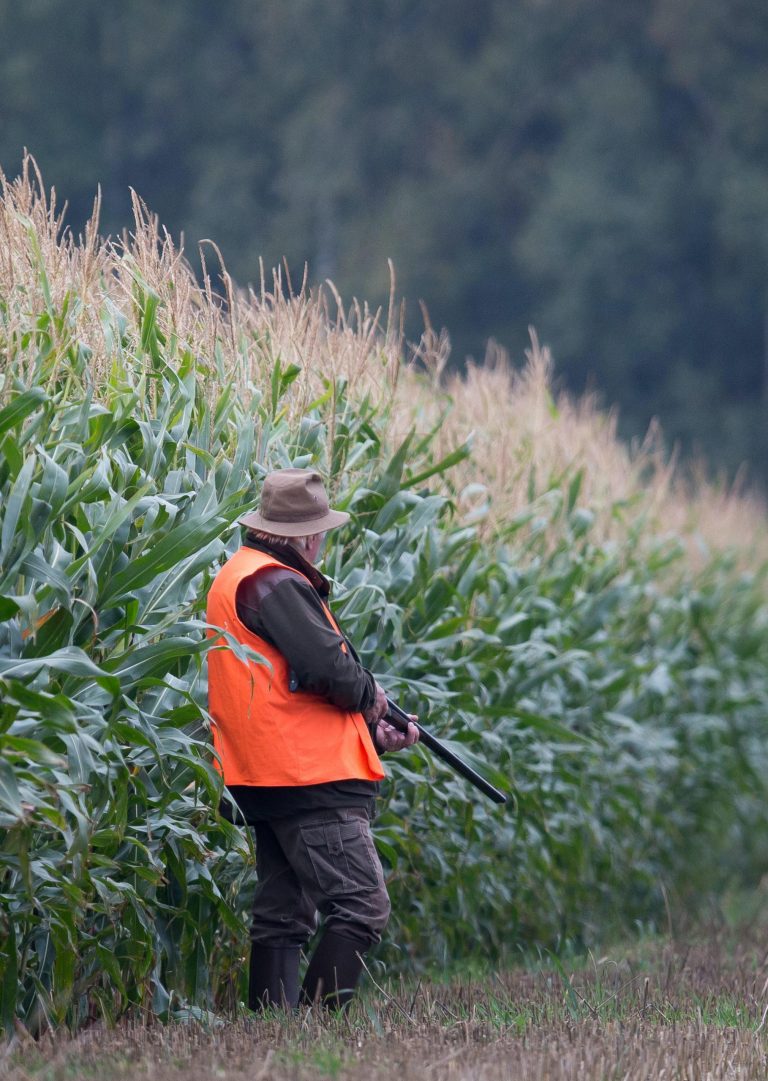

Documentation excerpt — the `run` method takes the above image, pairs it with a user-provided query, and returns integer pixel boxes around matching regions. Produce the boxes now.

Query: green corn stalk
[1,195,767,1037]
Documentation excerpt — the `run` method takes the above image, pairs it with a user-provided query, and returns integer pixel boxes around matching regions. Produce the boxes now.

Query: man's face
[305,532,327,564]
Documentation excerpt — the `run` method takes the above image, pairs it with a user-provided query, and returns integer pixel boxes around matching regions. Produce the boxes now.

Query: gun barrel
[384,698,507,805]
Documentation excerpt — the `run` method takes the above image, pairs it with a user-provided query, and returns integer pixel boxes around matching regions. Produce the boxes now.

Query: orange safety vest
[206,547,384,787]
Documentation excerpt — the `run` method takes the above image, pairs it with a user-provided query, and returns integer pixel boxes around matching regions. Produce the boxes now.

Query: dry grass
[4,932,768,1080]
[1,155,766,564]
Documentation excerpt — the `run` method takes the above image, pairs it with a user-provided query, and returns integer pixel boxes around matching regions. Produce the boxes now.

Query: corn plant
[1,169,768,1035]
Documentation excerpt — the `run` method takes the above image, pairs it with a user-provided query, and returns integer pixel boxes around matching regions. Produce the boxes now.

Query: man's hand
[364,683,419,751]
[363,681,389,725]
[374,715,419,753]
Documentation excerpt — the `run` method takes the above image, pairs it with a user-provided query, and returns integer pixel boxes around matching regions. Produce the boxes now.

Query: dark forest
[2,0,767,484]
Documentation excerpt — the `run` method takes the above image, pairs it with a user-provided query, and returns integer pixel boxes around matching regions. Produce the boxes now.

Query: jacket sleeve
[236,572,377,713]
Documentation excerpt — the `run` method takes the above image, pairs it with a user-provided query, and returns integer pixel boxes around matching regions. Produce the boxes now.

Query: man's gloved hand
[374,716,419,753]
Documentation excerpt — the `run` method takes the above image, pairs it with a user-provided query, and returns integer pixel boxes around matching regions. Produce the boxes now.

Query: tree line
[1,0,767,485]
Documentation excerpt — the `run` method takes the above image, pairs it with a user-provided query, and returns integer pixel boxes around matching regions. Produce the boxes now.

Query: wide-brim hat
[239,468,350,537]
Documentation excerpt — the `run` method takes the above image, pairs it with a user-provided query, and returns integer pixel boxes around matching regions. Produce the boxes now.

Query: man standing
[207,468,418,1012]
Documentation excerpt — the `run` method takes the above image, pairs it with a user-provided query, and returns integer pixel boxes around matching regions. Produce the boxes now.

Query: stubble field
[5,920,768,1081]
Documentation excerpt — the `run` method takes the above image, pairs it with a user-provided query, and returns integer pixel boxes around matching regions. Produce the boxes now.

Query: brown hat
[239,468,350,537]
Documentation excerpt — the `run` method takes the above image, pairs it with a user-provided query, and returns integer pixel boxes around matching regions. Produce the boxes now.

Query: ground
[4,926,768,1080]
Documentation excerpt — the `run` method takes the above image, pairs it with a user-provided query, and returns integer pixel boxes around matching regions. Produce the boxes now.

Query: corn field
[1,159,767,1035]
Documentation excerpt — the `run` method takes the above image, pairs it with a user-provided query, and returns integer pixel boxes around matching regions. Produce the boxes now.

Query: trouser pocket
[300,817,382,897]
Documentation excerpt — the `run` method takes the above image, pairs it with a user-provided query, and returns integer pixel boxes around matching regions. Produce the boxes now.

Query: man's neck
[243,533,330,597]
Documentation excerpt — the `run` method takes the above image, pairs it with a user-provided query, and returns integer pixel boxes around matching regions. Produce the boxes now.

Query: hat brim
[238,507,350,537]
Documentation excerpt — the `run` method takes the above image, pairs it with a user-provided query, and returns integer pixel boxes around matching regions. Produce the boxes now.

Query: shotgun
[384,697,507,805]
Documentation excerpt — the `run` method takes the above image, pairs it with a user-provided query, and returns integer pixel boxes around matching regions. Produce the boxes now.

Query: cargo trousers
[249,805,391,951]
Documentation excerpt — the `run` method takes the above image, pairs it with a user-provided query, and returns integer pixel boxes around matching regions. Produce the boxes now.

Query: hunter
[207,467,418,1011]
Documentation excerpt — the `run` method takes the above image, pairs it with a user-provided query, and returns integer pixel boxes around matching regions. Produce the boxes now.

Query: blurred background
[1,0,767,487]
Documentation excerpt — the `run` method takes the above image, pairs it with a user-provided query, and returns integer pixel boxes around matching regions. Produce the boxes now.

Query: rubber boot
[299,930,366,1011]
[248,944,300,1011]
